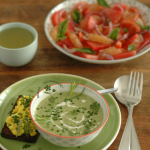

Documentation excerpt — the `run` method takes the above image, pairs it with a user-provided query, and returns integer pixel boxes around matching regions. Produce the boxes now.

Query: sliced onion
[137,18,144,27]
[78,3,86,12]
[95,24,103,35]
[63,45,76,54]
[83,11,99,18]
[110,3,124,13]
[58,9,66,21]
[107,22,113,37]
[60,41,74,47]
[135,30,148,35]
[101,53,114,60]
[137,40,150,53]
[71,31,79,34]
[99,12,106,25]
[112,33,128,45]
[134,34,144,43]
[67,15,78,27]
[83,35,89,40]
[83,11,106,26]
[74,27,89,35]
[113,23,120,27]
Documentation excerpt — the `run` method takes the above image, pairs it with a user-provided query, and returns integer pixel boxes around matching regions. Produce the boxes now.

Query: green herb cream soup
[35,92,103,137]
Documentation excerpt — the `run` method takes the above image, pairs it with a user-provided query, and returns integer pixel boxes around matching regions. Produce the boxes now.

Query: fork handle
[118,105,134,150]
[131,112,141,150]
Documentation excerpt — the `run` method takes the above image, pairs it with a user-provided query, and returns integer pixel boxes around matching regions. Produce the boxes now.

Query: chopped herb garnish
[90,102,100,115]
[22,144,31,149]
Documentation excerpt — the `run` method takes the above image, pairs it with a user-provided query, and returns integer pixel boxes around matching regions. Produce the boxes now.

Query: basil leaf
[57,19,69,40]
[74,47,96,54]
[97,0,110,8]
[136,21,144,29]
[128,44,135,51]
[123,27,128,32]
[109,27,120,40]
[142,25,150,30]
[72,9,82,24]
[106,18,110,24]
[136,21,150,31]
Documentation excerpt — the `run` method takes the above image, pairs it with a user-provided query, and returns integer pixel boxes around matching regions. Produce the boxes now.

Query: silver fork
[118,72,143,150]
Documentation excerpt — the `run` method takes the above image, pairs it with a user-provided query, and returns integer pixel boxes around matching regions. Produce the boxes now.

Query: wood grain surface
[0,0,150,150]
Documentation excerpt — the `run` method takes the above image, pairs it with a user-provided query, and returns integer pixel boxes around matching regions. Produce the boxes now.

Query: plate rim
[44,0,150,64]
[0,73,121,150]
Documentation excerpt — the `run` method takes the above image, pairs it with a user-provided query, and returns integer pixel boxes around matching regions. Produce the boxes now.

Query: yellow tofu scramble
[6,95,37,137]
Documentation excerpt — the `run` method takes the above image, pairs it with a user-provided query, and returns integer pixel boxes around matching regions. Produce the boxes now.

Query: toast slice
[1,95,39,143]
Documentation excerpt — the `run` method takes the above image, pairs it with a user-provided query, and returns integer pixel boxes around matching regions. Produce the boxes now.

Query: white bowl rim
[30,83,109,139]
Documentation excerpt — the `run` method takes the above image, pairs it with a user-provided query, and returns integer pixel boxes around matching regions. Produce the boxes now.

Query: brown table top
[0,0,150,149]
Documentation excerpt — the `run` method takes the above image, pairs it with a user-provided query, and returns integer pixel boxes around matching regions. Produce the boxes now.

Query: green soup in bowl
[30,83,109,147]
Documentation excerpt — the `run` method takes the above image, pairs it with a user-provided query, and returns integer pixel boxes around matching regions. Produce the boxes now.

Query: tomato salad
[50,0,150,60]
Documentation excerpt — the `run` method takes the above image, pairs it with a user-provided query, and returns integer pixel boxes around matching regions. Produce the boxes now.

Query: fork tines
[127,72,143,96]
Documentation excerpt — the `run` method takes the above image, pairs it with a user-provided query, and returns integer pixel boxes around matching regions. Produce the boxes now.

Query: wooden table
[0,0,150,149]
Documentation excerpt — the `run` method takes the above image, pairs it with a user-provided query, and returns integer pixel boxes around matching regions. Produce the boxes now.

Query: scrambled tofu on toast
[1,95,39,143]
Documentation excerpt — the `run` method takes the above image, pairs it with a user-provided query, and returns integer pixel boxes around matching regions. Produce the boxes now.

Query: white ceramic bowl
[0,22,38,67]
[44,0,150,64]
[30,83,109,147]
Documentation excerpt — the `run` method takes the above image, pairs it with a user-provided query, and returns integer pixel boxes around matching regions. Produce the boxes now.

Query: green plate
[0,74,121,150]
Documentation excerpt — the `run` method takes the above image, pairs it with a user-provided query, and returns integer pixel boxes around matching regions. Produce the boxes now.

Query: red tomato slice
[102,8,122,24]
[142,31,150,42]
[86,15,100,30]
[86,41,109,51]
[78,32,85,43]
[112,3,128,11]
[116,41,122,49]
[73,51,99,60]
[139,31,150,47]
[52,9,66,26]
[82,53,100,60]
[57,37,73,48]
[121,19,141,35]
[73,51,84,57]
[82,8,92,16]
[113,50,136,59]
[72,1,89,11]
[128,7,139,20]
[65,22,75,35]
[123,34,138,49]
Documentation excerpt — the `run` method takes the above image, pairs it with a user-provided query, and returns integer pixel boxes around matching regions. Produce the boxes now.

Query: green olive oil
[0,27,34,49]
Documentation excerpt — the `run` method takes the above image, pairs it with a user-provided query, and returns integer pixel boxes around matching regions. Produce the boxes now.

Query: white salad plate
[44,0,150,64]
